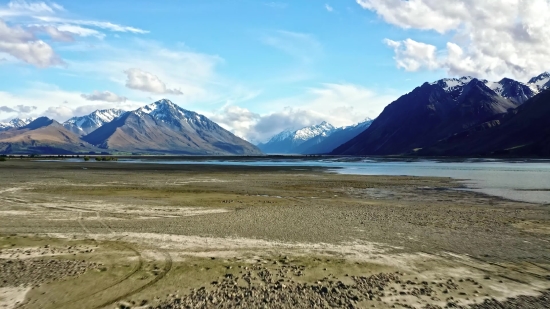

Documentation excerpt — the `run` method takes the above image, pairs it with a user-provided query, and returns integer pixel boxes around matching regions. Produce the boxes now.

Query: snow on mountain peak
[432,76,474,93]
[293,122,335,141]
[134,99,214,129]
[0,117,36,130]
[65,109,125,130]
[528,72,550,92]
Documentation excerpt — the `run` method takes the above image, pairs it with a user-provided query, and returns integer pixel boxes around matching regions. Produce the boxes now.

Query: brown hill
[0,117,97,154]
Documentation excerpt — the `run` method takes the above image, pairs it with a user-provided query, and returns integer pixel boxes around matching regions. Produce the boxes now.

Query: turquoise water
[114,158,550,204]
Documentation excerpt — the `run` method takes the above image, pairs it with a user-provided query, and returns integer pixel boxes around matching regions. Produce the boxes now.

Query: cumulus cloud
[384,38,439,72]
[0,19,63,67]
[0,106,15,113]
[124,68,183,95]
[212,106,326,143]
[325,4,334,12]
[81,90,127,103]
[212,83,397,143]
[43,105,73,120]
[0,104,38,121]
[358,0,550,80]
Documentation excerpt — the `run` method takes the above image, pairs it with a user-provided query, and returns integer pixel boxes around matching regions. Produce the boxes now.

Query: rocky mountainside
[0,117,97,154]
[257,122,336,154]
[333,73,547,156]
[0,118,36,131]
[63,109,125,136]
[421,89,550,156]
[83,99,262,155]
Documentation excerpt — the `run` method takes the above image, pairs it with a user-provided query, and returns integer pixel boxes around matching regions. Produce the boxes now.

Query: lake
[112,157,550,205]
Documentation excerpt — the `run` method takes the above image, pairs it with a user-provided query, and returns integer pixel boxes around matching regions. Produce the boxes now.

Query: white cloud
[63,40,253,108]
[43,105,73,120]
[0,87,144,122]
[34,16,149,34]
[211,83,397,143]
[28,25,73,41]
[358,0,550,80]
[81,90,127,103]
[0,104,37,114]
[124,68,183,95]
[325,4,334,12]
[0,19,63,67]
[55,25,105,39]
[384,38,439,72]
[7,0,63,14]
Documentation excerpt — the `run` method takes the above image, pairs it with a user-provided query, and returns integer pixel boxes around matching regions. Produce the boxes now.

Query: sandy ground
[0,160,549,308]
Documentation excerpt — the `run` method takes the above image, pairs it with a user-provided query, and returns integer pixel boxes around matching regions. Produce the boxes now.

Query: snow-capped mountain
[257,122,336,154]
[528,72,550,92]
[0,117,36,131]
[295,118,375,155]
[293,122,335,142]
[333,72,549,156]
[63,109,126,136]
[432,76,538,104]
[83,99,262,155]
[134,99,213,128]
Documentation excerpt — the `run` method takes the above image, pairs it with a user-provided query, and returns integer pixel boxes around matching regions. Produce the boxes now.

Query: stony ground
[0,258,100,288]
[0,159,549,309]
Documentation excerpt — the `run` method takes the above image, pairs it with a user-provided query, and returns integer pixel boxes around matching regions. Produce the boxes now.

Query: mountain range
[333,72,550,156]
[0,118,36,131]
[1,72,549,157]
[257,120,374,154]
[0,100,261,155]
[83,100,261,155]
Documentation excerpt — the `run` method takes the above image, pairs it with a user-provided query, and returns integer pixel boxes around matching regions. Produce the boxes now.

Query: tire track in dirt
[51,242,144,309]
[92,249,173,309]
[62,200,172,309]
[49,213,146,309]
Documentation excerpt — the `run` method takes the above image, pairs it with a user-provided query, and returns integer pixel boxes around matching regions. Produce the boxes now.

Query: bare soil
[0,160,549,308]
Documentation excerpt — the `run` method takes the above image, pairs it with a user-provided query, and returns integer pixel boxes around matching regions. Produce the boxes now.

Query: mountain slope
[421,89,550,156]
[0,117,97,154]
[63,109,125,136]
[83,99,262,155]
[332,76,534,156]
[257,122,335,154]
[295,119,374,154]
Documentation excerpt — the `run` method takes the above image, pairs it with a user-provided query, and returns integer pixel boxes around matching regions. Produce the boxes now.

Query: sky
[0,0,549,143]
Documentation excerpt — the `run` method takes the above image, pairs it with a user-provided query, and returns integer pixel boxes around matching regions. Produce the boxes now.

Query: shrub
[83,156,90,161]
[0,156,6,162]
[95,157,101,161]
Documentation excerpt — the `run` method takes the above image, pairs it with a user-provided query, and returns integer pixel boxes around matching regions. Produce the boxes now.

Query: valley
[1,160,550,308]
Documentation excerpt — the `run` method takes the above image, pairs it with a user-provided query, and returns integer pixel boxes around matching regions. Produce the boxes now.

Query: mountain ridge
[83,99,262,155]
[63,108,126,136]
[332,73,547,156]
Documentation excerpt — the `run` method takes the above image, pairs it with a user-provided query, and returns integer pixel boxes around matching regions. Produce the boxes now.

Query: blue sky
[0,0,548,142]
